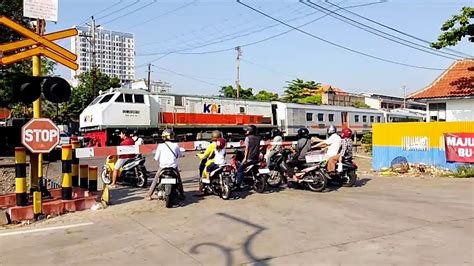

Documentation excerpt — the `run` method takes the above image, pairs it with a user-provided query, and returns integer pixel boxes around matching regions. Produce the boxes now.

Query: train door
[341,112,349,129]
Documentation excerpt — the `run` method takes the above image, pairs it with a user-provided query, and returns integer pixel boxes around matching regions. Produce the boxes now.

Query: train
[79,88,425,146]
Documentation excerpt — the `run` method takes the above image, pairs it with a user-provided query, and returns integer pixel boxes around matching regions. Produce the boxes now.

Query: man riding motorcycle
[312,125,342,159]
[110,129,135,188]
[328,128,354,175]
[265,128,283,164]
[235,125,260,190]
[286,127,311,180]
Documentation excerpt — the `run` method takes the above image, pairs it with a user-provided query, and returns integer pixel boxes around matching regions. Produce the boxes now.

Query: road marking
[0,222,93,237]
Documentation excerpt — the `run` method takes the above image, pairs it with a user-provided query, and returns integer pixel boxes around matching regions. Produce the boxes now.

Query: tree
[254,90,279,101]
[283,79,322,103]
[352,101,371,109]
[297,95,322,104]
[219,85,254,99]
[431,7,473,49]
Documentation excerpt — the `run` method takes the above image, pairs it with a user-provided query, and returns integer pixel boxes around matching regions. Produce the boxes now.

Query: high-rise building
[71,26,135,84]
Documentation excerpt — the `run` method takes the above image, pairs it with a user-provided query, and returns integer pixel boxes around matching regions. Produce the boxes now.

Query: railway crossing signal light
[12,76,71,104]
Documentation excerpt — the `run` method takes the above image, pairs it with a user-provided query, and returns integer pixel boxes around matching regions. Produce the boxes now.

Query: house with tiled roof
[408,59,474,122]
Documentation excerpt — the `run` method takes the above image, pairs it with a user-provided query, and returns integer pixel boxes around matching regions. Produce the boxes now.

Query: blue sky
[47,0,472,97]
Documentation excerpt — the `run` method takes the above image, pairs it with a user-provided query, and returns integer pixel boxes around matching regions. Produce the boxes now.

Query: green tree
[431,6,473,49]
[283,79,322,103]
[219,85,254,99]
[352,101,371,108]
[254,90,279,101]
[297,95,322,104]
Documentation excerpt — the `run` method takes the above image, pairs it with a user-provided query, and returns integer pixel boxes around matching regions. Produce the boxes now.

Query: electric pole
[147,63,152,92]
[235,46,242,99]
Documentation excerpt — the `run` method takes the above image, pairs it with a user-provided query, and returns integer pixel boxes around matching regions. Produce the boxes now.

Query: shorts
[114,158,127,170]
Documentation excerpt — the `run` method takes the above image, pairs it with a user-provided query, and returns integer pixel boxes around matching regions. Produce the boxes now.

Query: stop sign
[22,118,60,153]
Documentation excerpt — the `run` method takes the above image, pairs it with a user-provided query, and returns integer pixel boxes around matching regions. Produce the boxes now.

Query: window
[115,94,124,102]
[239,107,245,113]
[174,96,183,106]
[328,114,334,122]
[363,115,367,123]
[318,113,324,122]
[99,94,114,103]
[89,96,103,105]
[354,115,359,123]
[370,116,374,123]
[429,102,446,121]
[134,94,144,103]
[124,94,133,103]
[377,116,381,123]
[306,113,313,121]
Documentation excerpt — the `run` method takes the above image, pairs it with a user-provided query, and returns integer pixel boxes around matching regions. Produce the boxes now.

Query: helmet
[270,128,282,138]
[211,130,222,141]
[297,128,309,139]
[327,125,337,135]
[161,129,174,140]
[132,130,138,136]
[216,137,226,149]
[341,128,352,139]
[244,125,257,135]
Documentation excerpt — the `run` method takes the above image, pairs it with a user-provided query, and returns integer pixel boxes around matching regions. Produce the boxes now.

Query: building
[363,93,426,110]
[71,26,135,84]
[408,59,474,122]
[320,85,366,106]
[128,79,172,93]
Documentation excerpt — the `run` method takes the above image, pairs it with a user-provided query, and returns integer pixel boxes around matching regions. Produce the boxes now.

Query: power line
[101,0,158,26]
[236,0,445,71]
[126,0,198,30]
[302,0,461,60]
[77,0,123,26]
[151,65,222,87]
[94,0,140,21]
[323,0,473,58]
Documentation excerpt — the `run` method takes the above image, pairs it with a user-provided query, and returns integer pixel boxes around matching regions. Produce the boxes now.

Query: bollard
[88,166,98,192]
[79,165,88,189]
[15,147,28,206]
[33,191,42,219]
[61,144,73,200]
[71,138,80,187]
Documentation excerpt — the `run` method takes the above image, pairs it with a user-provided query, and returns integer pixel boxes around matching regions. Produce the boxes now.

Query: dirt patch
[0,168,16,194]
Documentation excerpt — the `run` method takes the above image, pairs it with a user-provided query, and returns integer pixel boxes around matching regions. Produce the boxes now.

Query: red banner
[444,133,474,163]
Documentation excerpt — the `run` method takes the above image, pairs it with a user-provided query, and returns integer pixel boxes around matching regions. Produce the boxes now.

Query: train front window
[134,94,145,103]
[115,94,124,102]
[125,94,133,103]
[99,94,114,103]
[89,96,103,105]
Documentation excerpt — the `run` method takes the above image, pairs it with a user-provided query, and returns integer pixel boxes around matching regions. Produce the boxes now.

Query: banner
[444,133,474,163]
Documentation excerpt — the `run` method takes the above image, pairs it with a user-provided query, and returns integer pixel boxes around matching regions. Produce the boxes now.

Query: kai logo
[203,103,221,114]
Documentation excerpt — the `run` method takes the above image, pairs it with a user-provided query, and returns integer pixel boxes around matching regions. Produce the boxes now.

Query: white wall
[446,98,474,121]
[365,97,380,109]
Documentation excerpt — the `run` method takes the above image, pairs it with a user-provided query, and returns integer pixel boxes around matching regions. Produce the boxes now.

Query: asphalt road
[0,154,473,265]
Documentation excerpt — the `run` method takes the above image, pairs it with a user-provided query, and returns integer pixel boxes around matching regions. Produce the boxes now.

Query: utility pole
[402,85,407,109]
[91,16,98,97]
[147,63,152,92]
[235,46,242,99]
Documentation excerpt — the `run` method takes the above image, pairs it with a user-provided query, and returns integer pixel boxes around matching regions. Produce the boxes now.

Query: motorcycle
[101,154,148,187]
[231,148,268,193]
[156,167,181,208]
[316,160,358,187]
[200,164,234,200]
[266,149,291,187]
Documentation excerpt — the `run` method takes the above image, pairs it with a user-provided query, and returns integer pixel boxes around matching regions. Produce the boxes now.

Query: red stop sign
[22,118,60,153]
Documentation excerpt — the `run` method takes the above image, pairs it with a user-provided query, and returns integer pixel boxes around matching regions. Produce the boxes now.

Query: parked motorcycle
[200,164,234,200]
[156,167,182,208]
[101,154,148,187]
[231,148,268,193]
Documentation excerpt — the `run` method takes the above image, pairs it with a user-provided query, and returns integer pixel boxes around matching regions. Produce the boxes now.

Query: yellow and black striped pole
[71,138,79,187]
[88,166,98,192]
[61,144,73,200]
[15,147,28,206]
[79,165,88,189]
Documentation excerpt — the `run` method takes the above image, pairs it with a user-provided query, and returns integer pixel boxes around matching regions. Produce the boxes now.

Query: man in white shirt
[312,125,342,158]
[131,130,144,146]
[145,129,184,200]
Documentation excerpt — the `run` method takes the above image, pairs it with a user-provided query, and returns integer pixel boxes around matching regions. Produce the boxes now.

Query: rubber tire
[306,171,327,192]
[267,170,282,188]
[342,171,357,187]
[165,184,173,208]
[101,169,112,185]
[136,166,148,188]
[254,174,267,193]
[221,176,231,200]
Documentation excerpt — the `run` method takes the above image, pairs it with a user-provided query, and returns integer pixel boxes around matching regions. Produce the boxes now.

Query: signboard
[21,118,60,153]
[23,0,58,22]
[444,133,474,163]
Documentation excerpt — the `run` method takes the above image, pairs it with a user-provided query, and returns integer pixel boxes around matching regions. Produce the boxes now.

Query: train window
[125,94,133,103]
[240,107,245,113]
[134,94,144,103]
[89,96,103,105]
[306,113,313,121]
[377,116,381,123]
[370,116,374,123]
[99,94,114,103]
[328,114,334,122]
[115,94,124,102]
[175,96,183,106]
[318,113,324,122]
[363,115,367,123]
[354,115,359,123]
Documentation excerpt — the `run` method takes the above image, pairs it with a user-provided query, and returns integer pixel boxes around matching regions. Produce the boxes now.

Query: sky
[44,0,473,97]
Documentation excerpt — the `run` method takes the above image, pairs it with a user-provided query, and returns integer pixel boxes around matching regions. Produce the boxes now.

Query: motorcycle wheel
[342,171,357,187]
[165,184,173,208]
[266,170,282,188]
[306,171,327,192]
[135,165,148,188]
[254,174,267,193]
[101,169,112,185]
[221,175,231,200]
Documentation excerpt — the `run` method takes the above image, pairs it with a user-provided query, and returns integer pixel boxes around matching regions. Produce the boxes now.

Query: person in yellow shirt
[196,131,221,194]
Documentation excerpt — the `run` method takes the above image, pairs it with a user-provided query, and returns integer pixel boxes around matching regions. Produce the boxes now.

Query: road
[0,154,473,265]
